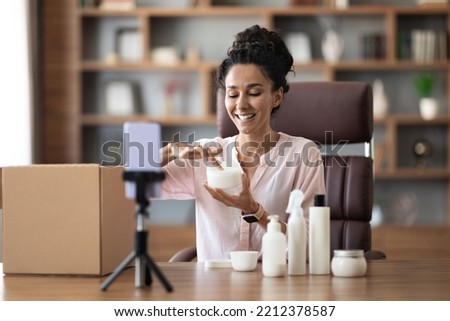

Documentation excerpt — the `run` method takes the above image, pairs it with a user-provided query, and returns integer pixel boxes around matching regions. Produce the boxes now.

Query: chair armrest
[365,250,386,260]
[169,246,197,262]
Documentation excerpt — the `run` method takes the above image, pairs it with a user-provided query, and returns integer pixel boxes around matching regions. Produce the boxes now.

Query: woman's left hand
[203,173,259,214]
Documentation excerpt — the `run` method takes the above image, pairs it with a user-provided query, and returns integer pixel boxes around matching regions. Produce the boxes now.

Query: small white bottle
[262,215,286,277]
[309,194,330,275]
[286,190,306,275]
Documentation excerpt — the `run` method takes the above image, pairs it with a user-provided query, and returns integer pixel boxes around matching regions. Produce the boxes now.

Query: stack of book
[360,32,386,60]
[418,0,448,4]
[79,0,99,7]
[398,29,448,63]
[99,0,136,10]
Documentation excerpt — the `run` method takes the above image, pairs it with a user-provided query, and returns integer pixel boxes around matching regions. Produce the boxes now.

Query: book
[418,0,448,4]
[99,0,136,10]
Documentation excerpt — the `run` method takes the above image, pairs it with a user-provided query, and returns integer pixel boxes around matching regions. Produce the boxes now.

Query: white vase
[373,79,389,121]
[321,29,343,64]
[419,97,439,120]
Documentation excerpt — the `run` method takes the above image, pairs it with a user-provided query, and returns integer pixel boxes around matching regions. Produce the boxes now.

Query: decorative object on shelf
[321,29,344,63]
[79,0,98,7]
[99,0,136,10]
[103,80,139,116]
[319,16,343,63]
[413,73,439,120]
[163,77,189,117]
[136,0,195,7]
[284,32,312,63]
[374,142,387,172]
[290,0,319,5]
[417,0,448,5]
[413,138,433,168]
[151,47,181,65]
[334,0,349,9]
[373,79,389,121]
[116,28,142,63]
[371,203,384,227]
[105,52,120,65]
[419,97,439,120]
[185,45,201,63]
[389,192,419,226]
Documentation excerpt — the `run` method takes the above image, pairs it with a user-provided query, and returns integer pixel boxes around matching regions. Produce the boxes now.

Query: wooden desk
[1,260,450,301]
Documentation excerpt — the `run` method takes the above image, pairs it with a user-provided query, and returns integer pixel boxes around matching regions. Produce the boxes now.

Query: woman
[159,25,325,262]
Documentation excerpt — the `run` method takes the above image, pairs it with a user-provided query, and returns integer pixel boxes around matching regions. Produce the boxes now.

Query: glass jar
[331,250,367,277]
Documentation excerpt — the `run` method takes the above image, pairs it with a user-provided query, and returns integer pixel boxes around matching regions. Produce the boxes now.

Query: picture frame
[115,28,142,62]
[103,80,138,116]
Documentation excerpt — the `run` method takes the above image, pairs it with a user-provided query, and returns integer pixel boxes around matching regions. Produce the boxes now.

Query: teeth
[236,114,255,120]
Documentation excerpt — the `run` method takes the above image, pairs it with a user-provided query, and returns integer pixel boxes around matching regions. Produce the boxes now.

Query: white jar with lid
[331,250,367,277]
[206,164,242,195]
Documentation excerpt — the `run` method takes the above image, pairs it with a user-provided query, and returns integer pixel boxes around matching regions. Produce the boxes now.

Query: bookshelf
[41,0,450,226]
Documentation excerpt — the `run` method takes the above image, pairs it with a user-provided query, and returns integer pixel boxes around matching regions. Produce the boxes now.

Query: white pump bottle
[262,215,286,277]
[286,190,306,275]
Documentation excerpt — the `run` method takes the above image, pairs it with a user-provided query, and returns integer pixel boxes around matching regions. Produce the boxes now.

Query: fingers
[203,181,236,206]
[202,146,224,170]
[207,155,223,170]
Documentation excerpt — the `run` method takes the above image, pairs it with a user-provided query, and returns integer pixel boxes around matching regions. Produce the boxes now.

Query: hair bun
[217,25,294,95]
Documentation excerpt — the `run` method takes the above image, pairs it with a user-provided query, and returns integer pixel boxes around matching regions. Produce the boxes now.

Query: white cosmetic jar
[230,251,259,272]
[206,166,242,191]
[331,250,367,277]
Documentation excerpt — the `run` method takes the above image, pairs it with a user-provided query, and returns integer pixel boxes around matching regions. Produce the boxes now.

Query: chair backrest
[217,81,376,255]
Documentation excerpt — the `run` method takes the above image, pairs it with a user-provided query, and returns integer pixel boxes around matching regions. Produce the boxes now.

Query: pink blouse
[160,132,325,262]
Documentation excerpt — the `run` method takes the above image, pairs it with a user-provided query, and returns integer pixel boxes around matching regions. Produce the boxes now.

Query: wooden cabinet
[44,0,450,225]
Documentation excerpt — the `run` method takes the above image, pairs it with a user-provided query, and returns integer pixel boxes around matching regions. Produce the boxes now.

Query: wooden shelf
[78,5,450,17]
[375,168,450,180]
[375,115,449,126]
[80,60,211,71]
[81,114,216,126]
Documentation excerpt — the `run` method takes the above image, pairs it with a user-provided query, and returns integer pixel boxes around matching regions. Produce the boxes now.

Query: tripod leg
[142,254,173,292]
[145,265,152,286]
[100,251,136,291]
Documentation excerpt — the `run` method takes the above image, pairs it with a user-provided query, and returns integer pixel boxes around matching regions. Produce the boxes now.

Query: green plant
[413,73,436,98]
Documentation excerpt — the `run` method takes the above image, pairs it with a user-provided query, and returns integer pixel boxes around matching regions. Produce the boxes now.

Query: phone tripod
[100,171,173,292]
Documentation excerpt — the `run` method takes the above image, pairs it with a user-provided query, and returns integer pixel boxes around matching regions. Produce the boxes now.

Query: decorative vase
[373,79,389,121]
[419,97,439,120]
[321,29,343,63]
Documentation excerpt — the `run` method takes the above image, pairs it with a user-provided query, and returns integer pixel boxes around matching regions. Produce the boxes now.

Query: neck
[236,130,280,159]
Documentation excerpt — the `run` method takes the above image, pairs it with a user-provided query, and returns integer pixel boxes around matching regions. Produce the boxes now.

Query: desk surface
[1,260,450,301]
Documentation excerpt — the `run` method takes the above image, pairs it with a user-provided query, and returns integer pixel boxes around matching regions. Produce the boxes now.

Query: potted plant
[413,73,439,120]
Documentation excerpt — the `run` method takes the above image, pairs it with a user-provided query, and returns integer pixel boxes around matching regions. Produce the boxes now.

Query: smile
[235,113,256,121]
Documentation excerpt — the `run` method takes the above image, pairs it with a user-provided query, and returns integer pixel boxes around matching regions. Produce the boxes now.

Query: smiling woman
[158,25,325,262]
[0,0,34,166]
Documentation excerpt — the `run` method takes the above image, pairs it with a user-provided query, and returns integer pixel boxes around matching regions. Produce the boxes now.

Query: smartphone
[123,122,162,199]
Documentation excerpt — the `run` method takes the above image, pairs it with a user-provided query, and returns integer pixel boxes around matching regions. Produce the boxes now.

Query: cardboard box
[2,164,135,276]
[0,167,3,208]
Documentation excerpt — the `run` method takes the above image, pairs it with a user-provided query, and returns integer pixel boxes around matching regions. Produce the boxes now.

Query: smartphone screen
[123,122,162,199]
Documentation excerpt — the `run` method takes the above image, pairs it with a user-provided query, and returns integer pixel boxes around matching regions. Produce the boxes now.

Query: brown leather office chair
[169,81,385,262]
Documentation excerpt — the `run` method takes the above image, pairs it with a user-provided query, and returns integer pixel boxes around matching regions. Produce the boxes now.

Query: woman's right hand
[160,142,223,168]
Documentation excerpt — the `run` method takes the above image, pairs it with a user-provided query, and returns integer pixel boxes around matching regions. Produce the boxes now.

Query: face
[224,64,283,137]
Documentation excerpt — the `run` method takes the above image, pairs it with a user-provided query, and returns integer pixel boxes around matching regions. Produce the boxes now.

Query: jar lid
[333,249,364,257]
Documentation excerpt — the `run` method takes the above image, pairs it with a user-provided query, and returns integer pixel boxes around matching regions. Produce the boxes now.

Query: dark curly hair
[217,25,294,99]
